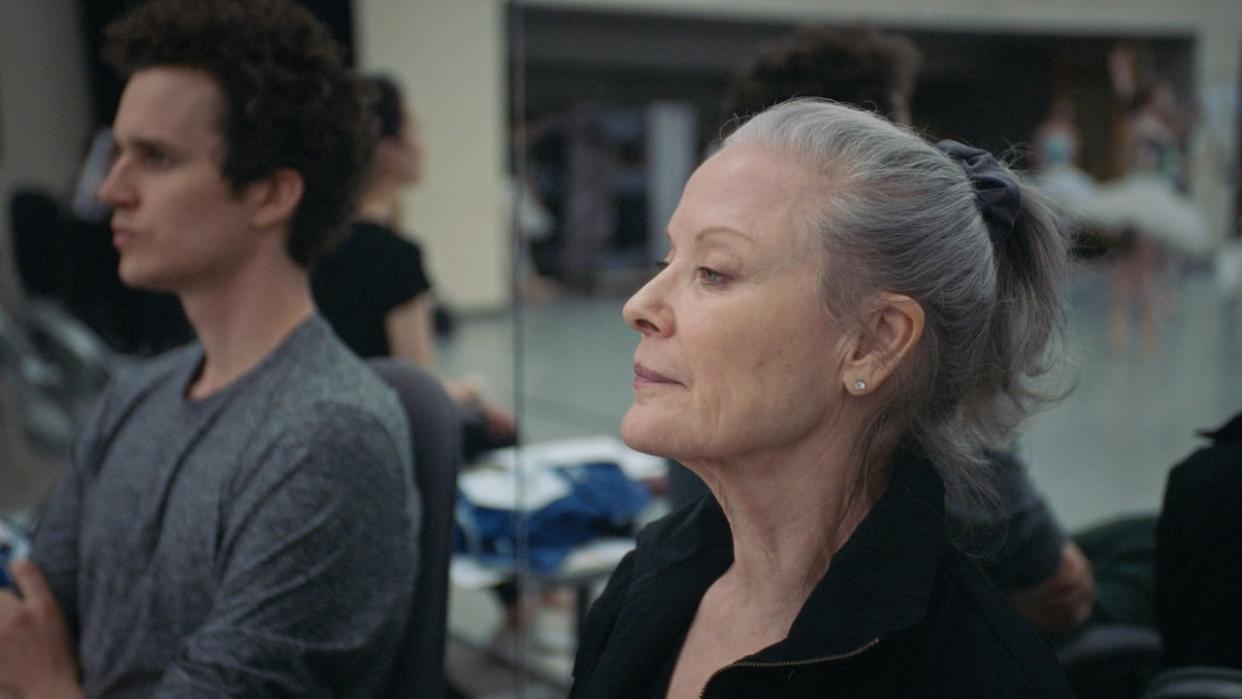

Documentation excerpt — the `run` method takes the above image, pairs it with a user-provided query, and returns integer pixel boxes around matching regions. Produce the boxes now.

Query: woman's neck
[355,178,404,227]
[691,433,889,610]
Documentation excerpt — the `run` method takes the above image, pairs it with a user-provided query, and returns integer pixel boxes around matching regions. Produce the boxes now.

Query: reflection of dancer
[1090,48,1208,357]
[561,107,617,290]
[508,173,559,302]
[1033,97,1097,214]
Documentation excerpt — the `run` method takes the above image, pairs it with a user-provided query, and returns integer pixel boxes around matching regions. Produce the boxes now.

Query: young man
[0,1,418,696]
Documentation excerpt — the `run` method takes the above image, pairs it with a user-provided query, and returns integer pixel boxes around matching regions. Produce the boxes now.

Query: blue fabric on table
[455,461,649,573]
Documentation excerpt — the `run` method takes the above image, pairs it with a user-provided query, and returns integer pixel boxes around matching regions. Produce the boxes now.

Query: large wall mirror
[459,1,1242,695]
[1,1,1240,697]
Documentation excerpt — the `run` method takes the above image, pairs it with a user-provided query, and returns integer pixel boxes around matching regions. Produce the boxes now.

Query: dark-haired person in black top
[313,76,514,441]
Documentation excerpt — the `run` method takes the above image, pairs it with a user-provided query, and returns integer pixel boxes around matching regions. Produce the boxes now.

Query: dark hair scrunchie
[936,140,1021,244]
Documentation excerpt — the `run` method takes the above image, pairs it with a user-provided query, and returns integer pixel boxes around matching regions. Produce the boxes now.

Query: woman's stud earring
[853,379,867,392]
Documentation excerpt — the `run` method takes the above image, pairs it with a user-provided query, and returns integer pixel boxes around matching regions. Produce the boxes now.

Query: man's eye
[140,148,172,167]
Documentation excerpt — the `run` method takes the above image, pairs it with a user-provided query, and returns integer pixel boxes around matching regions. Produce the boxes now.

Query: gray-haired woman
[570,99,1073,698]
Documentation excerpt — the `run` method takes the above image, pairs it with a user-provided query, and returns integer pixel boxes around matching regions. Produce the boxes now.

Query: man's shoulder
[92,342,201,418]
[115,341,200,385]
[215,321,413,510]
[261,318,406,445]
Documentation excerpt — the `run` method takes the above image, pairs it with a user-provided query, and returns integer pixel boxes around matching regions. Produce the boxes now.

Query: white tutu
[1034,165,1099,228]
[1078,174,1211,256]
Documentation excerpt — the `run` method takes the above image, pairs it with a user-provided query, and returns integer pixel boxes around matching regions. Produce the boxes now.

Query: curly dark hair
[103,0,377,268]
[722,24,921,124]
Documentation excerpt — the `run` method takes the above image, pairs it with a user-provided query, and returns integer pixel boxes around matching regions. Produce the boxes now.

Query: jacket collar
[1199,412,1242,442]
[763,445,947,659]
[629,445,949,661]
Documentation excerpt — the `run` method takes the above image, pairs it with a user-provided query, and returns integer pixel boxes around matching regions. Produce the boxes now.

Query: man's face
[98,67,258,294]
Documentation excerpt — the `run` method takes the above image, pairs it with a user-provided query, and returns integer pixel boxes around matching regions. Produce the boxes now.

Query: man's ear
[841,292,925,395]
[245,168,304,231]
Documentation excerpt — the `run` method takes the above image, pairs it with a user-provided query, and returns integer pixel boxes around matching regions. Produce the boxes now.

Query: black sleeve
[1156,422,1242,668]
[367,231,432,312]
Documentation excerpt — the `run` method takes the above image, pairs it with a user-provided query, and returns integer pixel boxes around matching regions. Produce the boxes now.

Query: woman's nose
[622,272,673,337]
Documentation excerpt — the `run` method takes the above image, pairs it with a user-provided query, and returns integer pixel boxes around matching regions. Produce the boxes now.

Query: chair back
[367,358,462,699]
[1142,666,1242,699]
[1057,623,1163,699]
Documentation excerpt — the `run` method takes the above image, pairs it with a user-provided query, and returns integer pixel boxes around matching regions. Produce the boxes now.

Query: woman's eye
[698,267,728,285]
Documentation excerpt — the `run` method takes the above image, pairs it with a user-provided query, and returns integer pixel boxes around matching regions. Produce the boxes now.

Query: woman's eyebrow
[695,226,756,252]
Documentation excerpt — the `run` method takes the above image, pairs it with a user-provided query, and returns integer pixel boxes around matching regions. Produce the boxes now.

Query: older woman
[570,99,1073,698]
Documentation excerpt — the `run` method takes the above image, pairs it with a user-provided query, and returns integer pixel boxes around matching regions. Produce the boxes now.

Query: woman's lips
[634,363,680,386]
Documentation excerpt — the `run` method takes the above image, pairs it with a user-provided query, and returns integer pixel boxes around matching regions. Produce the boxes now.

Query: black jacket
[570,448,1071,698]
[1156,412,1242,669]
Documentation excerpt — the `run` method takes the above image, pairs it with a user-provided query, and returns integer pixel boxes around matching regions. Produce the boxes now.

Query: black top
[570,446,1071,698]
[312,221,432,358]
[1156,412,1242,669]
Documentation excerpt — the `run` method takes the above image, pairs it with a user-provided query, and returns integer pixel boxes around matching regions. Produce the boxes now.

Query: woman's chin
[620,410,679,458]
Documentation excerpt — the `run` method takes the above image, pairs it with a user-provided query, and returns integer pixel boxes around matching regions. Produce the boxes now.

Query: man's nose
[96,156,134,208]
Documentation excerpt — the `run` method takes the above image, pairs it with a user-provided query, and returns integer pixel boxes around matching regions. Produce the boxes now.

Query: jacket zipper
[698,637,881,698]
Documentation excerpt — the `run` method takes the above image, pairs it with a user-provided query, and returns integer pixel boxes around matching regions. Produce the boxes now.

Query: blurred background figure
[312,75,516,460]
[559,106,620,292]
[1033,96,1099,212]
[509,122,559,303]
[721,23,920,126]
[1081,45,1210,357]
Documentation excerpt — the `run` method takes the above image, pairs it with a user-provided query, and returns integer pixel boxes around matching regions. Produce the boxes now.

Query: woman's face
[379,109,424,186]
[621,143,853,463]
[396,110,424,184]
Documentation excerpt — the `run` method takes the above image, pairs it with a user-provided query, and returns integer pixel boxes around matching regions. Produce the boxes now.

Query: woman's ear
[842,292,925,395]
[245,167,305,231]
